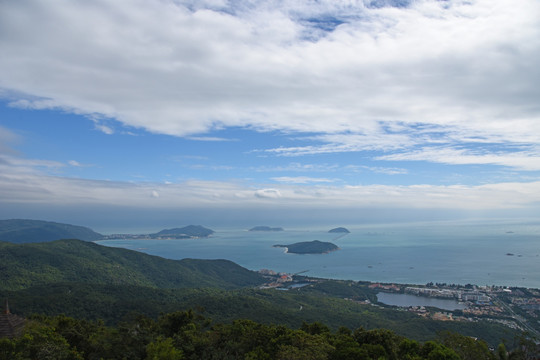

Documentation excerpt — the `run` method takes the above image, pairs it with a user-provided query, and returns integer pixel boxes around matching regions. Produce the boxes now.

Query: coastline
[96,223,540,290]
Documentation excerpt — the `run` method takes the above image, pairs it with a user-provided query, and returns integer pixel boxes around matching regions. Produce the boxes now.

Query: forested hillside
[0,219,103,243]
[4,311,528,360]
[0,239,264,291]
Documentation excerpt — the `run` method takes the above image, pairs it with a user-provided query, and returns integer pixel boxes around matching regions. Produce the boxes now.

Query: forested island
[273,240,339,254]
[329,227,350,233]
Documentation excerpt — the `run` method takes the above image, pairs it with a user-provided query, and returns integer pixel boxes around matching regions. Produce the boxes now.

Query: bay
[96,220,540,289]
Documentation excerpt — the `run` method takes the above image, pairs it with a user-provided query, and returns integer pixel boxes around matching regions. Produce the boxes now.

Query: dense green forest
[2,310,537,360]
[2,281,521,347]
[0,239,264,291]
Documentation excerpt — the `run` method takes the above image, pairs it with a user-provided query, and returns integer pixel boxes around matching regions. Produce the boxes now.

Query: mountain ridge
[0,239,264,291]
[0,219,103,243]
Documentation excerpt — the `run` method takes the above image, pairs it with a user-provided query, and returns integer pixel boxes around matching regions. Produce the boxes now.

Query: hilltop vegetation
[2,310,521,360]
[0,239,264,291]
[0,219,102,243]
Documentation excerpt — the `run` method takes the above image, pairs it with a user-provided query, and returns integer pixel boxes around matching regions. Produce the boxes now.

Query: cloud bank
[1,153,539,211]
[1,0,539,170]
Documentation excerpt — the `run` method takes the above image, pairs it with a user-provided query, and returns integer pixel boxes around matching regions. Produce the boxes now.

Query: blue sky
[1,0,540,231]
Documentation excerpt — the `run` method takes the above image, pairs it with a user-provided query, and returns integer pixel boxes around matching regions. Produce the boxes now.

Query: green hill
[0,239,264,291]
[0,219,103,243]
[1,281,518,347]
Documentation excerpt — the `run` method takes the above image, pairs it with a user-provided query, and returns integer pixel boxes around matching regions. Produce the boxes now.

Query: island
[151,225,214,238]
[273,240,339,254]
[328,227,350,233]
[249,226,284,232]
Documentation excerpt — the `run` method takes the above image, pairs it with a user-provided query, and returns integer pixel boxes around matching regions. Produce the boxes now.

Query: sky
[1,0,540,232]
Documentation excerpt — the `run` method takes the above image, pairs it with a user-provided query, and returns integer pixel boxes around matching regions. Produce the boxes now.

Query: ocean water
[96,220,540,289]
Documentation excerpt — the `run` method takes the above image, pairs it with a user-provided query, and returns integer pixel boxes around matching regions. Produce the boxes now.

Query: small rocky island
[273,240,339,254]
[328,227,350,233]
[249,226,284,232]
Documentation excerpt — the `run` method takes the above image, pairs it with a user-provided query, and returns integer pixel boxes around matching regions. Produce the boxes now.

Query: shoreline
[96,238,540,290]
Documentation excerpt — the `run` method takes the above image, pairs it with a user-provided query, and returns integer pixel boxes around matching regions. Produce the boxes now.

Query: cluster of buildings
[368,283,401,291]
[258,269,294,289]
[405,287,490,304]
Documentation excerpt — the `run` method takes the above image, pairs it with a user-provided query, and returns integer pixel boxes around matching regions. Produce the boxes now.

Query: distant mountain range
[0,219,103,243]
[0,219,216,243]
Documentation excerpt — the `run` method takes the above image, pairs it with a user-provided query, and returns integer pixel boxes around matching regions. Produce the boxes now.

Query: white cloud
[271,176,336,184]
[362,166,408,175]
[94,124,114,135]
[68,160,95,168]
[254,188,282,199]
[68,160,82,167]
[378,147,540,171]
[253,162,341,173]
[0,126,20,155]
[186,136,237,142]
[0,155,65,171]
[0,0,538,150]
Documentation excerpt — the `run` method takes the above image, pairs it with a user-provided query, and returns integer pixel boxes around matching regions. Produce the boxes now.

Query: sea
[96,219,540,289]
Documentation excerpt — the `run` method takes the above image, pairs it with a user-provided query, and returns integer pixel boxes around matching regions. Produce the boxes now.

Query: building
[0,299,26,339]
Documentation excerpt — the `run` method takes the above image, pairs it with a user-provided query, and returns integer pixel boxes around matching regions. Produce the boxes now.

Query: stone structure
[0,299,25,339]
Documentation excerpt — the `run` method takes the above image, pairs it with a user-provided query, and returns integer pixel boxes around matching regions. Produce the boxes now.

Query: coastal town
[258,269,540,338]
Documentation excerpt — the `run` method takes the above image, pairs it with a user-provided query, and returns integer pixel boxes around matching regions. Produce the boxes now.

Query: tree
[439,331,495,360]
[497,343,508,360]
[146,337,183,360]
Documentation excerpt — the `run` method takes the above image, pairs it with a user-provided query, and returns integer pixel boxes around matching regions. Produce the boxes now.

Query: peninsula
[102,225,214,240]
[273,240,339,254]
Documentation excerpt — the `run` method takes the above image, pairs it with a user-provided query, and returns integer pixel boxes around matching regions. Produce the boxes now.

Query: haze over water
[98,219,540,289]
